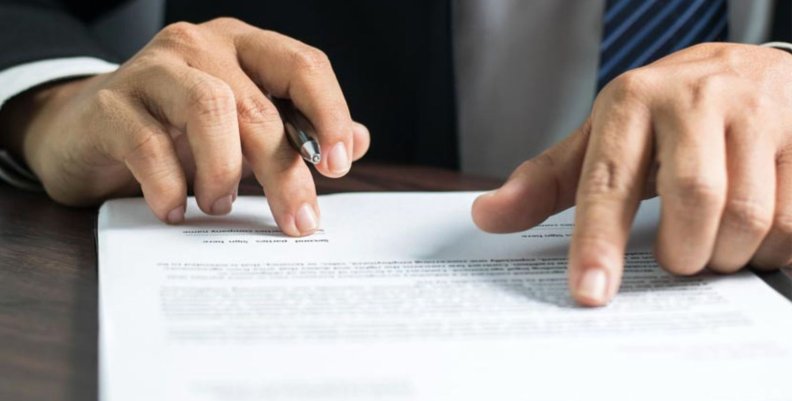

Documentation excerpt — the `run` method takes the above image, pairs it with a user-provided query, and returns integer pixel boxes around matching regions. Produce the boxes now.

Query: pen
[270,97,322,164]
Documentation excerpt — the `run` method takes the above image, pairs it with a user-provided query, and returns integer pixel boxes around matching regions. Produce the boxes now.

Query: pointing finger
[568,79,654,306]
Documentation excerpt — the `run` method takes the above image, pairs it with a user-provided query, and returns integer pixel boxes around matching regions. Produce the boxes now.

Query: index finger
[235,29,357,178]
[569,81,654,306]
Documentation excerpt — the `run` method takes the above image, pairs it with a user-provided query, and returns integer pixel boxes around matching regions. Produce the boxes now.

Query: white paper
[98,192,792,401]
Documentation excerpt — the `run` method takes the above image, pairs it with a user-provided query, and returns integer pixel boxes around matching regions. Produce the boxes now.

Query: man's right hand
[0,18,370,236]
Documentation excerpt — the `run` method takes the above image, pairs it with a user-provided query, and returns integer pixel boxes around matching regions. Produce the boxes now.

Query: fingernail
[576,268,609,305]
[167,206,185,224]
[295,203,318,234]
[211,194,234,215]
[328,142,350,175]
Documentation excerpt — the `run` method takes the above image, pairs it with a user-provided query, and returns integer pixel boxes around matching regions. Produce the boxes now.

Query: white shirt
[0,0,780,184]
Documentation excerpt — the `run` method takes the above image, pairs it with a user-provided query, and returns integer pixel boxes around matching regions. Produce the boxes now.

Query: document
[98,192,792,401]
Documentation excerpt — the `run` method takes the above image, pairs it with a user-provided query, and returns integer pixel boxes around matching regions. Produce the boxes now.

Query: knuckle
[722,197,773,235]
[126,128,168,163]
[93,88,124,115]
[237,97,281,127]
[713,44,747,68]
[688,74,730,107]
[739,92,761,113]
[739,92,772,115]
[690,42,720,54]
[124,55,158,78]
[189,78,236,118]
[206,17,246,29]
[125,59,174,85]
[577,159,633,199]
[604,69,652,103]
[291,47,331,74]
[670,174,725,209]
[158,22,202,46]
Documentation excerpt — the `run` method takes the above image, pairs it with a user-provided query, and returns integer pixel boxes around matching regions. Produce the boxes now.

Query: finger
[752,149,792,269]
[654,108,727,275]
[708,117,775,273]
[170,128,196,181]
[352,121,370,162]
[244,118,320,237]
[205,63,321,236]
[99,93,188,224]
[568,93,654,307]
[472,119,590,233]
[235,29,355,178]
[133,63,243,216]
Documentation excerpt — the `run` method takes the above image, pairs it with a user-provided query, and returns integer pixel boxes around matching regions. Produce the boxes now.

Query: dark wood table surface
[0,163,500,401]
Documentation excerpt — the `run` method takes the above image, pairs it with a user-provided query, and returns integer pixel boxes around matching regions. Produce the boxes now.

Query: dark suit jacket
[0,0,790,169]
[0,0,458,168]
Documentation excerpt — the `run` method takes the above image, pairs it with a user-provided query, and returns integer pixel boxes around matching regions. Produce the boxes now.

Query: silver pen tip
[300,141,322,165]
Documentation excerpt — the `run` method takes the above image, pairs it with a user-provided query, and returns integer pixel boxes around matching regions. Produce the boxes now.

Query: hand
[0,18,369,236]
[472,43,792,306]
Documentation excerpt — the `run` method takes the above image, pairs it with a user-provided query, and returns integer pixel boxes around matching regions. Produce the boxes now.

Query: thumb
[472,119,591,233]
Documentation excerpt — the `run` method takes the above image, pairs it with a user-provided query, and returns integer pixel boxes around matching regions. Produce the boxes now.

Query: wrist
[0,76,93,167]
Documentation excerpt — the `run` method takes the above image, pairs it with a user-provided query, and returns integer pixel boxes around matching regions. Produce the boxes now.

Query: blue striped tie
[596,0,729,92]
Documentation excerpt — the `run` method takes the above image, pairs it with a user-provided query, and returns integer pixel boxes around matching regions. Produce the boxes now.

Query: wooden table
[0,163,500,401]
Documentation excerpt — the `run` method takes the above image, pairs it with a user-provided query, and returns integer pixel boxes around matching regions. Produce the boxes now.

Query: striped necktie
[596,0,729,92]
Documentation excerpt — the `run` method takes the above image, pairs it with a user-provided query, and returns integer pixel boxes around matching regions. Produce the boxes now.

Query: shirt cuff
[761,41,792,55]
[0,56,119,109]
[0,57,119,190]
[0,150,41,191]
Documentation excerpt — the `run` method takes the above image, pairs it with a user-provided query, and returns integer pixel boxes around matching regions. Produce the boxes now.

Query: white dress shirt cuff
[0,57,119,109]
[0,57,119,190]
[762,41,792,55]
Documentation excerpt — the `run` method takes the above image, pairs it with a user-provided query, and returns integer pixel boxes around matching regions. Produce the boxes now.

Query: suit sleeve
[0,0,128,69]
[0,0,126,189]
